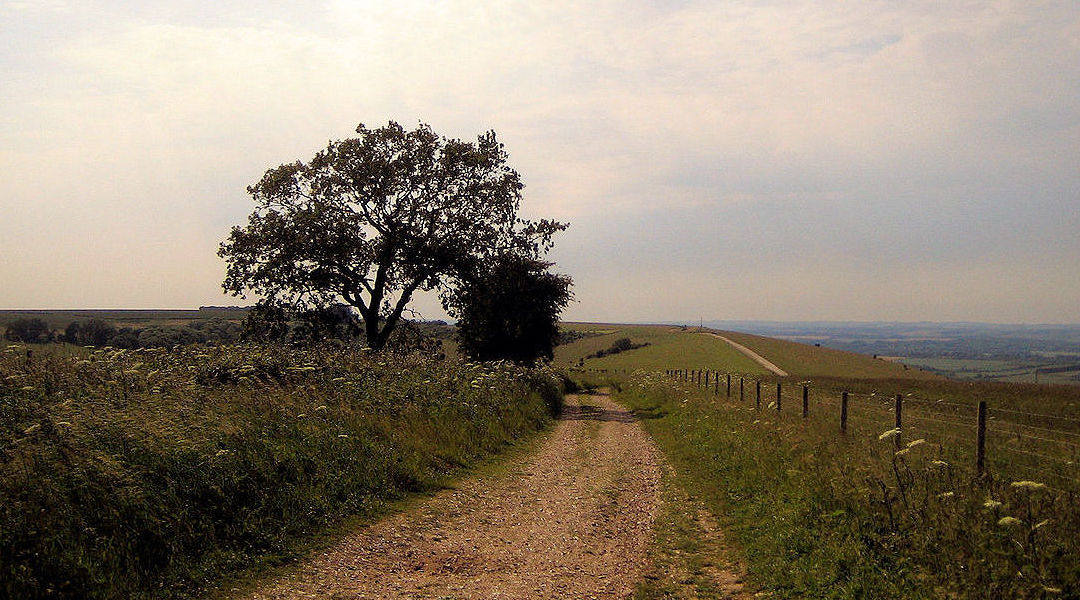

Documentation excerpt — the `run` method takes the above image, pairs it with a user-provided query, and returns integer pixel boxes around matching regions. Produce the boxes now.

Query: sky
[1,0,1078,324]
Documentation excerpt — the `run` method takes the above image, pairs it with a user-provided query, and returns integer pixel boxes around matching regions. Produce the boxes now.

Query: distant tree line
[3,317,243,349]
[2,309,455,354]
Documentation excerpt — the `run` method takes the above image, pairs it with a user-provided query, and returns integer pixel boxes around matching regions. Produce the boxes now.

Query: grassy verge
[0,343,562,599]
[617,372,1078,598]
[635,462,748,599]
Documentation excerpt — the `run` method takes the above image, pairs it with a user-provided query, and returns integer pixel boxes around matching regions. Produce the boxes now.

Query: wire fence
[659,367,1080,493]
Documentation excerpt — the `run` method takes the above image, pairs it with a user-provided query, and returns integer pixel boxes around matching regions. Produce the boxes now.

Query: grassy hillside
[717,329,940,380]
[555,323,936,380]
[555,324,767,374]
[620,372,1080,598]
[0,343,561,599]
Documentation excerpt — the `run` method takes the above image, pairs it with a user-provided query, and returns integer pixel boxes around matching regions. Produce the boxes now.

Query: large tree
[219,121,566,351]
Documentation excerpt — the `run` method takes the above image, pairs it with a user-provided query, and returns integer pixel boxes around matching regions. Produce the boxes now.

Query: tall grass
[0,343,561,599]
[618,372,1079,598]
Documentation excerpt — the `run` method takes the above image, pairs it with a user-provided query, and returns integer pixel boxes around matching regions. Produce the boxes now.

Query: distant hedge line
[0,344,562,599]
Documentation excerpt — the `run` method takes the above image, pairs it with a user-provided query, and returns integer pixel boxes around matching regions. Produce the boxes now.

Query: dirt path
[240,393,663,599]
[707,333,789,377]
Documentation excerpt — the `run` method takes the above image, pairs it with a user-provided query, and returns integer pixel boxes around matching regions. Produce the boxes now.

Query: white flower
[878,428,900,441]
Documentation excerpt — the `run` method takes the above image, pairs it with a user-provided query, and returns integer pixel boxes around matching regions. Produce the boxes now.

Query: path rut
[240,392,662,599]
[707,333,789,377]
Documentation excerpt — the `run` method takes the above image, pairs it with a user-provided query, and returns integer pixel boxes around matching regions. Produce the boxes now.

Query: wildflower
[1010,480,1047,492]
[905,438,926,449]
[983,498,1003,510]
[998,516,1023,527]
[338,434,349,438]
[1034,519,1052,530]
[931,460,949,468]
[878,428,900,441]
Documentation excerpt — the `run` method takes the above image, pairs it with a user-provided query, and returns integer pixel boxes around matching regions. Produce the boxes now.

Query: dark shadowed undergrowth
[0,343,561,599]
[617,372,1079,599]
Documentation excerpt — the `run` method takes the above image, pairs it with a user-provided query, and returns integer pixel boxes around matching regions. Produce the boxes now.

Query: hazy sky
[2,0,1078,323]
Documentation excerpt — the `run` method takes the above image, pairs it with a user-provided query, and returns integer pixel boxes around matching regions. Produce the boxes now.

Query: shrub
[0,343,561,599]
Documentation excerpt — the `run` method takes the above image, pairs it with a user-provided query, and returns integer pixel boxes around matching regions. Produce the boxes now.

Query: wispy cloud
[1,0,1077,321]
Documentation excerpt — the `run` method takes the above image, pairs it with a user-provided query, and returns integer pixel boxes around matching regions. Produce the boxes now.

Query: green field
[554,324,765,374]
[718,329,940,380]
[896,356,1080,385]
[554,323,938,381]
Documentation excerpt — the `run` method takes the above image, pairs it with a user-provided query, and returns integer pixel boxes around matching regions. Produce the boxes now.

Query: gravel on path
[240,392,663,599]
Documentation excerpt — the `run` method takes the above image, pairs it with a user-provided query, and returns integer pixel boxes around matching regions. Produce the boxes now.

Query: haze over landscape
[2,0,1078,323]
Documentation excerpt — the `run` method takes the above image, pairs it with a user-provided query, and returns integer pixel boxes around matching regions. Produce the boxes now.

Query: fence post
[802,385,809,419]
[894,394,903,450]
[841,391,849,434]
[756,380,761,409]
[740,377,744,402]
[726,374,731,397]
[976,401,987,476]
[776,382,782,412]
[714,372,719,395]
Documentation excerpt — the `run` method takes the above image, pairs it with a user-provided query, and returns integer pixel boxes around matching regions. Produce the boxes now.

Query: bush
[0,344,561,599]
[4,318,52,343]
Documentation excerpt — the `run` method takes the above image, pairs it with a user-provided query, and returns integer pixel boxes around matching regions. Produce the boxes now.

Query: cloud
[1,0,1077,322]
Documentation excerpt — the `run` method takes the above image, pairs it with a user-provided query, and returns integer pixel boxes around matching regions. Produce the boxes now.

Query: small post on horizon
[802,385,809,419]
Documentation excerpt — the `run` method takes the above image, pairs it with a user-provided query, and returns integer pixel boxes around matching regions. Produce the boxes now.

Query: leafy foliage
[3,318,51,343]
[0,343,562,599]
[447,256,571,364]
[219,121,567,351]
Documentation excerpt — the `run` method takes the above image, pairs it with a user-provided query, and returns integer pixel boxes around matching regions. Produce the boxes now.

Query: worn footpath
[240,392,664,599]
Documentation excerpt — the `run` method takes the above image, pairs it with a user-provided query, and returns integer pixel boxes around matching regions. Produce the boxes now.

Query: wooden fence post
[714,372,719,395]
[756,380,761,409]
[740,377,744,402]
[776,382,782,412]
[894,394,903,450]
[802,385,809,419]
[976,401,987,476]
[841,391,849,434]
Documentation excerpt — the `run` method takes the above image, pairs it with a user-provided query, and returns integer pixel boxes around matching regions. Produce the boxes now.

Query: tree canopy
[219,121,567,351]
[446,255,572,364]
